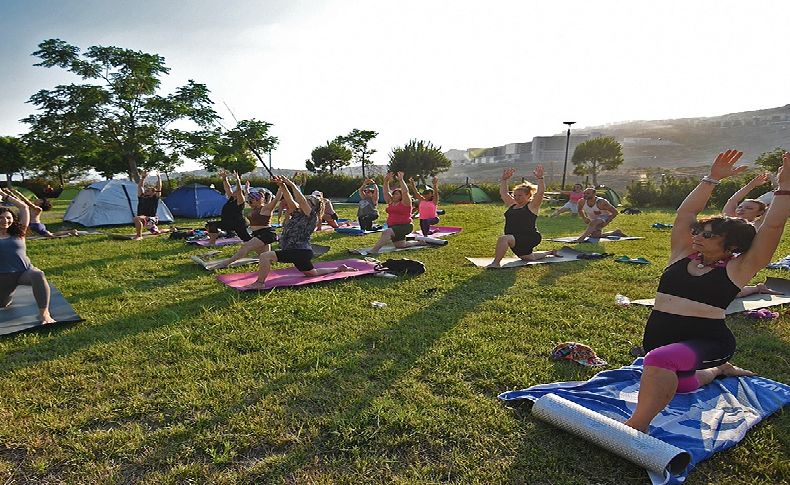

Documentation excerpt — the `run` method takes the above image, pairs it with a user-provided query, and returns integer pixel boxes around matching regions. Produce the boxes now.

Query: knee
[29,268,48,285]
[644,344,695,372]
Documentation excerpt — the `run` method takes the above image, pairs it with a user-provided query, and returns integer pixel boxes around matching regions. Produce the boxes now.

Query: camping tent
[346,184,387,203]
[63,180,174,227]
[164,183,227,218]
[443,181,492,204]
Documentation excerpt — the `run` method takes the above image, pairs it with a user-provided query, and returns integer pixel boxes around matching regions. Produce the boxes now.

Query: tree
[339,129,377,178]
[571,136,623,186]
[23,39,220,181]
[0,136,27,188]
[306,137,352,174]
[388,139,452,181]
[187,119,278,175]
[754,147,787,172]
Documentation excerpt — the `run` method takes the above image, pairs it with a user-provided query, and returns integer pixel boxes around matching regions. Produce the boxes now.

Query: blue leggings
[419,217,440,236]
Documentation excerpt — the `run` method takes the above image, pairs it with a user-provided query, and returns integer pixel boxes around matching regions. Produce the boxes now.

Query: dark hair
[693,216,756,253]
[0,208,24,238]
[40,198,53,211]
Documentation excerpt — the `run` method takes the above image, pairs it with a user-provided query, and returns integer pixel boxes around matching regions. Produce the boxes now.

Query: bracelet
[774,190,790,196]
[701,176,720,185]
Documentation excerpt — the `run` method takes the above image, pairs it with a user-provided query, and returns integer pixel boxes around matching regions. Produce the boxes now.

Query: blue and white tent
[164,183,227,218]
[63,180,174,227]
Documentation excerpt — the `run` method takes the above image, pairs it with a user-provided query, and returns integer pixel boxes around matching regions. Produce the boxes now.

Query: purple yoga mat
[216,259,379,291]
[407,225,462,238]
[192,237,243,247]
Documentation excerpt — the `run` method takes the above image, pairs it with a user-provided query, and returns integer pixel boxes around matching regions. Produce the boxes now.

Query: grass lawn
[1,199,787,484]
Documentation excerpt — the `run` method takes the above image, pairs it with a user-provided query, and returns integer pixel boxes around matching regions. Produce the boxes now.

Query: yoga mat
[190,236,244,247]
[532,394,690,476]
[407,226,463,238]
[192,244,331,270]
[631,276,790,314]
[499,358,790,485]
[550,236,644,243]
[466,246,583,268]
[26,230,103,241]
[217,258,378,291]
[334,225,387,236]
[108,231,170,240]
[349,242,442,255]
[0,284,82,336]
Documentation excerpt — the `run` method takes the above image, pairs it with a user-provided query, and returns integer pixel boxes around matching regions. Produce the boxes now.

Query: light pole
[560,121,576,190]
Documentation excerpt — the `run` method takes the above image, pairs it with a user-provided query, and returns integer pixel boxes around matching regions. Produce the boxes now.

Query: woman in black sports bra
[624,149,790,433]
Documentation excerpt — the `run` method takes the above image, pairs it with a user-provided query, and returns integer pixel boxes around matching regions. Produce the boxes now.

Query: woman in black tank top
[624,149,790,434]
[487,165,561,268]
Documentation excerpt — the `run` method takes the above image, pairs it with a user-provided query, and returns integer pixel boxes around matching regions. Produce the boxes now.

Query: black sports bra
[656,256,740,310]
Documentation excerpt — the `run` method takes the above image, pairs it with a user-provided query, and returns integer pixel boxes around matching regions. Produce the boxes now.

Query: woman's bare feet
[39,309,56,324]
[486,261,502,269]
[336,264,357,272]
[241,281,268,291]
[718,362,755,377]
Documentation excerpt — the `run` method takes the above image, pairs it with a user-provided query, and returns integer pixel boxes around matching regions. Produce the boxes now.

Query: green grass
[0,200,787,484]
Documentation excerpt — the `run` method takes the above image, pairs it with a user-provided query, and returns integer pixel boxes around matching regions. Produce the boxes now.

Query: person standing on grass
[409,175,441,236]
[241,176,356,290]
[362,172,429,255]
[133,171,162,240]
[206,170,252,246]
[573,187,626,242]
[487,165,560,268]
[722,172,771,231]
[210,187,282,269]
[624,149,790,434]
[357,178,379,231]
[0,188,55,324]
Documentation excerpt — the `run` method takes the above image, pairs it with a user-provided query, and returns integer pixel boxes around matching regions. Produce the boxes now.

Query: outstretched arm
[1,189,30,230]
[155,174,162,194]
[670,149,747,260]
[232,172,245,205]
[498,168,517,206]
[722,172,770,217]
[432,176,439,205]
[282,176,311,216]
[137,171,148,197]
[527,165,545,213]
[396,172,411,207]
[382,172,393,204]
[261,186,284,213]
[220,170,233,197]
[409,178,425,201]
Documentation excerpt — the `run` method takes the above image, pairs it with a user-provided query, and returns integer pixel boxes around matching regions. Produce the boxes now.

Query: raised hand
[751,172,771,186]
[501,168,516,181]
[432,176,438,186]
[396,171,405,180]
[777,152,790,190]
[709,149,747,181]
[384,172,394,181]
[533,164,544,180]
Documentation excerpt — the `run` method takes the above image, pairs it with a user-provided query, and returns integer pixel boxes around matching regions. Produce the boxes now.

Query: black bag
[379,258,425,275]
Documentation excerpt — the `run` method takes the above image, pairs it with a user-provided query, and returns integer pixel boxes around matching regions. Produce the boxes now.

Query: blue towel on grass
[499,358,790,485]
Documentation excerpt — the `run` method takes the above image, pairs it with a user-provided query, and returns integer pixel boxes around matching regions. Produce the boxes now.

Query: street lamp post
[560,121,576,190]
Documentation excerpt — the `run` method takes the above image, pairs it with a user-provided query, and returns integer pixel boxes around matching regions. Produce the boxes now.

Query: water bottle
[615,294,630,306]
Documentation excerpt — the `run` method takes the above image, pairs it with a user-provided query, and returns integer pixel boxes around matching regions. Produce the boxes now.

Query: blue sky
[2,0,789,171]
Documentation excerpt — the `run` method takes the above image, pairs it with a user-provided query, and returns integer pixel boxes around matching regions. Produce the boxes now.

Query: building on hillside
[531,134,591,165]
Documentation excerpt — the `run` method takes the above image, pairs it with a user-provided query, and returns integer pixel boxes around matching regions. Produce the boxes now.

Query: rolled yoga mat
[532,393,690,477]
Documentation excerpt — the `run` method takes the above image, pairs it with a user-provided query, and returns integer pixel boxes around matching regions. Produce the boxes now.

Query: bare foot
[39,310,56,324]
[133,236,144,241]
[337,264,358,272]
[241,281,268,291]
[718,362,755,377]
[623,418,648,434]
[486,262,501,269]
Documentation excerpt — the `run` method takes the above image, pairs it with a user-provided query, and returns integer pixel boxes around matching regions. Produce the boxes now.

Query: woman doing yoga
[241,176,356,290]
[6,188,77,237]
[206,171,252,246]
[364,172,429,255]
[487,165,560,268]
[624,149,790,433]
[409,175,440,236]
[722,171,771,231]
[0,188,55,324]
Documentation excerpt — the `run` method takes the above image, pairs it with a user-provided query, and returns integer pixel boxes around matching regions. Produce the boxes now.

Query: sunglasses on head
[691,227,720,239]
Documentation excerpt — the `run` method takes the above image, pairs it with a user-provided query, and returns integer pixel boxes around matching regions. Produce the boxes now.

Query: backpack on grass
[378,259,426,276]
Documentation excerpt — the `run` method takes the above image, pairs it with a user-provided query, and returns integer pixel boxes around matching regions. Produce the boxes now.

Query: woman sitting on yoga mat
[210,187,283,269]
[0,188,55,324]
[722,171,771,231]
[624,149,790,434]
[6,188,77,238]
[487,165,560,268]
[206,170,252,246]
[409,175,440,236]
[241,176,356,290]
[357,178,379,231]
[363,172,429,255]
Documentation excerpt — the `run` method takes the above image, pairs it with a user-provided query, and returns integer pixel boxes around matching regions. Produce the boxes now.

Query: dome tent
[164,183,227,218]
[63,180,174,227]
[443,179,492,204]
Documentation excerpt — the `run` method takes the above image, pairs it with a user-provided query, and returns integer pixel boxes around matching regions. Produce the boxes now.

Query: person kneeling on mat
[241,176,356,290]
[0,188,55,324]
[206,170,253,246]
[624,149,790,434]
[211,186,283,269]
[488,165,560,268]
[574,187,626,242]
[357,178,379,231]
[409,175,441,236]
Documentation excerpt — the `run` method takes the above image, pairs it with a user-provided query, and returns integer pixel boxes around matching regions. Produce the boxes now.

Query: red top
[386,202,412,225]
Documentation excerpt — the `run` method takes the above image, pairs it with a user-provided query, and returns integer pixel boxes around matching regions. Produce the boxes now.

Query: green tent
[443,181,492,204]
[598,186,621,207]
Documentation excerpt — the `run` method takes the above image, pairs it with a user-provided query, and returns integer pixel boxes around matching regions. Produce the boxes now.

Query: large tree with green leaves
[754,147,786,172]
[388,139,451,181]
[571,136,624,186]
[23,39,220,181]
[0,136,27,188]
[185,119,278,176]
[339,129,377,178]
[306,137,351,174]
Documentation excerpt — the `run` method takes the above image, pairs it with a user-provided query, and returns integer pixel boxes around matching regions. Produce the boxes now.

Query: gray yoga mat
[549,236,644,243]
[467,246,583,268]
[532,394,690,477]
[631,276,790,314]
[0,284,82,336]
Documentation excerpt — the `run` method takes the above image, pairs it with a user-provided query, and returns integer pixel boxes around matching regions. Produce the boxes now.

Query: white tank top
[582,197,608,219]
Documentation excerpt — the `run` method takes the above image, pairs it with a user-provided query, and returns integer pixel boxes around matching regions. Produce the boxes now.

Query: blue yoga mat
[499,358,790,485]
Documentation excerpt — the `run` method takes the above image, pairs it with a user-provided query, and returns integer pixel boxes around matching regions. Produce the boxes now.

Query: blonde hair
[513,182,537,198]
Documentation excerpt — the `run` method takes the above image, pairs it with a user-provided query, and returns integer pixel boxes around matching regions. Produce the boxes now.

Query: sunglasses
[691,227,721,239]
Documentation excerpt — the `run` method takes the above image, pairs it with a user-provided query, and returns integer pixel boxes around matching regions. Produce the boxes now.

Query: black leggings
[419,217,440,236]
[358,214,378,231]
[207,219,252,242]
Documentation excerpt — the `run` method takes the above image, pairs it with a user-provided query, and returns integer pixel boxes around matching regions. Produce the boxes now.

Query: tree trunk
[164,171,172,190]
[592,161,598,186]
[57,166,65,187]
[4,173,12,188]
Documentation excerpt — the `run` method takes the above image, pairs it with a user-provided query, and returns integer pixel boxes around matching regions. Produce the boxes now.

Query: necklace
[690,252,732,269]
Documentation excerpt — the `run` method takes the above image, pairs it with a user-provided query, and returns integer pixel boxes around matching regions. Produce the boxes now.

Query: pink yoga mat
[216,259,379,291]
[192,237,243,247]
[407,226,462,238]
